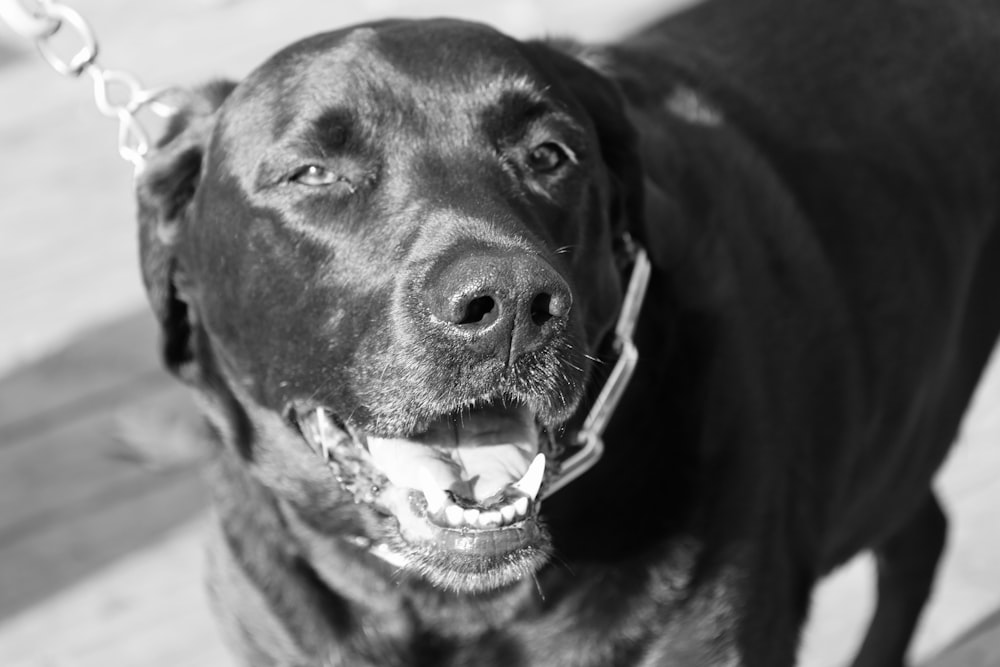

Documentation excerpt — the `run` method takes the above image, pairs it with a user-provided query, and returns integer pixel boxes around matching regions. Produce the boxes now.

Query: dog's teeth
[423,488,448,514]
[314,408,333,459]
[418,471,448,514]
[432,497,529,529]
[479,509,503,528]
[500,504,517,524]
[445,504,464,527]
[511,453,546,500]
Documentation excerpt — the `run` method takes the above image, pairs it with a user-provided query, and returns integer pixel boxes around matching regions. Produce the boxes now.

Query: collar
[543,236,652,498]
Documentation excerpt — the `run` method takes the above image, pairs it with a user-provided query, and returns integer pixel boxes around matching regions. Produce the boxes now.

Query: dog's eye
[526,142,571,173]
[290,165,340,187]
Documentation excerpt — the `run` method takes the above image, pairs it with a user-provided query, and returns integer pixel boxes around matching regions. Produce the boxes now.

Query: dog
[135,0,1000,664]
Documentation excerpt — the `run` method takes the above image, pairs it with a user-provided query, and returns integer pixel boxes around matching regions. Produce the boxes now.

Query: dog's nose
[426,251,571,361]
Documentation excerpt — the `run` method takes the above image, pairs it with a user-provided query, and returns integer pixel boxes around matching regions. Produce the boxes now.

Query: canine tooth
[445,504,465,527]
[479,510,502,528]
[314,408,332,459]
[511,453,546,500]
[422,487,447,514]
[417,471,447,514]
[500,504,517,523]
[513,496,529,516]
[463,508,481,525]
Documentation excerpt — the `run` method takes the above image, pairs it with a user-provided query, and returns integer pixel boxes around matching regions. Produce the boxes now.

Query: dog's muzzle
[294,240,651,583]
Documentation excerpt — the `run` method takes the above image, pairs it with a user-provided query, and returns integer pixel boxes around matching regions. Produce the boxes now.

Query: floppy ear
[522,40,645,247]
[135,80,235,381]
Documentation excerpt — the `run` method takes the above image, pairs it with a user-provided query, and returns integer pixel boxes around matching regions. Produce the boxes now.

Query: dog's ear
[135,80,235,380]
[522,40,645,242]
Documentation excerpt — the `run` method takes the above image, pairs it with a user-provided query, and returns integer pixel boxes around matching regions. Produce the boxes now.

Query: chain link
[34,1,96,76]
[0,0,185,173]
[0,0,55,38]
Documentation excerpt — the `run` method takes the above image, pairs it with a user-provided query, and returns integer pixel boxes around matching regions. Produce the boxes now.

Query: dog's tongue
[367,405,538,502]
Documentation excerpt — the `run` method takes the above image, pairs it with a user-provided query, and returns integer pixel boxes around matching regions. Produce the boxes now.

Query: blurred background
[0,1,997,665]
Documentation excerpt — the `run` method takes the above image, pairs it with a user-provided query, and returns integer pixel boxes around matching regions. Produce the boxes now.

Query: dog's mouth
[294,399,556,592]
[286,245,650,593]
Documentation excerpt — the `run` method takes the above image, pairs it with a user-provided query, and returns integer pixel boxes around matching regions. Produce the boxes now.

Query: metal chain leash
[0,0,184,174]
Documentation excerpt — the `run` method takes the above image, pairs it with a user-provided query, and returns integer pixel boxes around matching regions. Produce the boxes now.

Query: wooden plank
[0,310,163,437]
[923,609,1000,667]
[0,466,209,620]
[0,380,204,544]
[0,516,236,667]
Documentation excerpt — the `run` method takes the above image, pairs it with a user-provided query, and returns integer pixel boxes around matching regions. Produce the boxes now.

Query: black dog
[136,0,1000,664]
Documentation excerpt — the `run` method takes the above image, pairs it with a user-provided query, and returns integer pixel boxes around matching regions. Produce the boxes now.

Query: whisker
[530,571,546,601]
[547,549,575,576]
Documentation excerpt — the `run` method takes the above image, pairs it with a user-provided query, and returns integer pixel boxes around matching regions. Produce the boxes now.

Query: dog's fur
[136,0,1000,665]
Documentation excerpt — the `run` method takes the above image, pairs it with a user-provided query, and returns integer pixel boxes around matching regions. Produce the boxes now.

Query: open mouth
[295,399,556,592]
[284,246,647,592]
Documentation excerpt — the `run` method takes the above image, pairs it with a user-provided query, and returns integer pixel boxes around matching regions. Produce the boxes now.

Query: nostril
[458,295,497,326]
[530,293,553,327]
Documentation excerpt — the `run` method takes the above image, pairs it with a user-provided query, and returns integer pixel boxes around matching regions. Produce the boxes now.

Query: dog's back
[613,0,1000,562]
[583,1,1000,662]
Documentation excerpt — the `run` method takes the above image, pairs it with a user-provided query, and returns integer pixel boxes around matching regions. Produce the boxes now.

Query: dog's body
[137,0,1000,665]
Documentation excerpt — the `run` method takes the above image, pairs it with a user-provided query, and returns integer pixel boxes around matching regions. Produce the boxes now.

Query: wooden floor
[1,1,999,665]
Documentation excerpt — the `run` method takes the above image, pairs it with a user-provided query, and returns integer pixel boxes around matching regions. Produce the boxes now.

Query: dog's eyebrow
[305,107,357,155]
[483,90,579,139]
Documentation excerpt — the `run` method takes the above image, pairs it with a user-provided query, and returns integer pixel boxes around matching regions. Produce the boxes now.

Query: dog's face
[138,19,641,593]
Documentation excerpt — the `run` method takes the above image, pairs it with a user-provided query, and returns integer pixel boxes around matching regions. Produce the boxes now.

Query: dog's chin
[294,400,558,593]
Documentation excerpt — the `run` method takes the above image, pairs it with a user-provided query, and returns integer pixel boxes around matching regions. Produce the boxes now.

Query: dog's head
[137,19,642,593]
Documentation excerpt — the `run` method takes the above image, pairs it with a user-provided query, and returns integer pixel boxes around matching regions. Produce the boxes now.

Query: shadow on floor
[0,310,211,620]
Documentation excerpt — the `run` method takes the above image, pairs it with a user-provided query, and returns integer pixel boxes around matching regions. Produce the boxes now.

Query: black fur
[137,2,1000,665]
